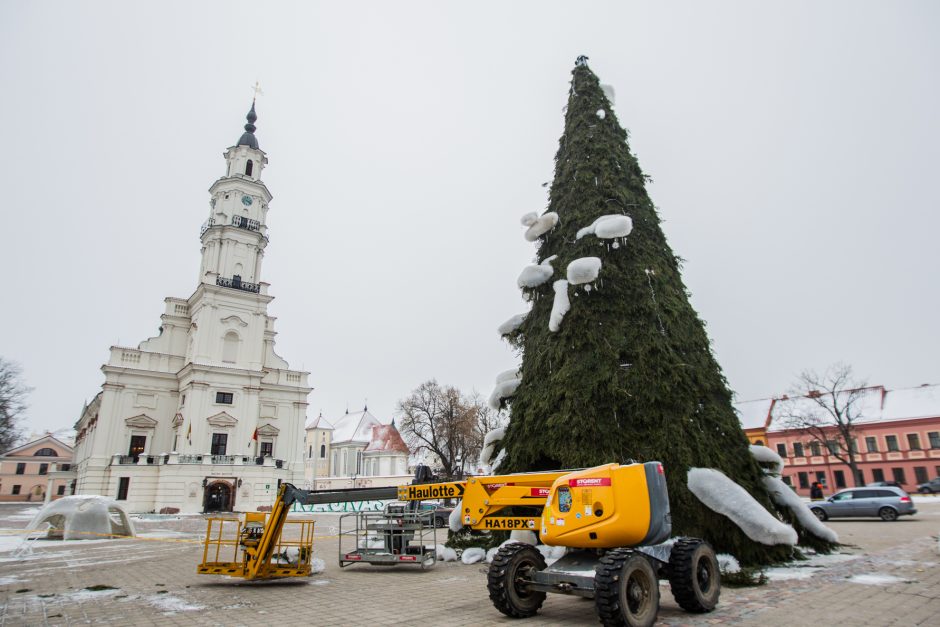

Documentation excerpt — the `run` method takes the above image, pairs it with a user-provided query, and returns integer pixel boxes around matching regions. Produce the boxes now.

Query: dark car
[810,487,917,522]
[916,477,940,494]
[417,502,453,528]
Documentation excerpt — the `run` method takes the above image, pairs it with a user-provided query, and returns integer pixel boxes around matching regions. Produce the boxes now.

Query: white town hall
[72,103,312,514]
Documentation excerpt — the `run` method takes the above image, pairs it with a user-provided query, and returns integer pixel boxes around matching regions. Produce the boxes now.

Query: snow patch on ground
[310,557,326,574]
[549,280,570,332]
[764,566,823,581]
[566,257,602,285]
[308,579,330,586]
[0,575,23,585]
[847,573,908,585]
[148,595,206,613]
[687,467,797,546]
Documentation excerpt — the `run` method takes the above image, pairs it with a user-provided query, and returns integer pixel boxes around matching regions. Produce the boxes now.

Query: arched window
[320,444,326,458]
[222,331,239,364]
[245,160,253,176]
[34,448,58,457]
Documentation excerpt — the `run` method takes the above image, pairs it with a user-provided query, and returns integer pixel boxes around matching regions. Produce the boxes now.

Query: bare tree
[0,358,31,452]
[778,363,868,487]
[398,381,501,478]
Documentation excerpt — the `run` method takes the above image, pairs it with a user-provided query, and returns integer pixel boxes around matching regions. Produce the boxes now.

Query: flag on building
[248,427,258,449]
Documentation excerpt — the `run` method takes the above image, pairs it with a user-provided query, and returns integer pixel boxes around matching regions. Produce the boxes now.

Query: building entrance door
[204,481,233,513]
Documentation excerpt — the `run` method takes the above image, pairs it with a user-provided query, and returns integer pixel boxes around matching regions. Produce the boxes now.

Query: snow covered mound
[461,547,486,564]
[567,257,602,285]
[498,313,526,336]
[549,280,570,332]
[576,215,632,240]
[436,545,458,562]
[749,444,784,475]
[479,427,506,468]
[524,212,559,241]
[509,530,538,545]
[520,212,539,227]
[518,262,554,288]
[762,475,838,543]
[488,378,521,410]
[28,495,135,541]
[687,467,797,546]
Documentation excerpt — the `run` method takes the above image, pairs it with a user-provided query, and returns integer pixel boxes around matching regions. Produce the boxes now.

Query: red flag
[248,428,258,448]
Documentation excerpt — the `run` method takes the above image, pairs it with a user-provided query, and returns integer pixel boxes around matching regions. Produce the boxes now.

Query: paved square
[2,501,938,625]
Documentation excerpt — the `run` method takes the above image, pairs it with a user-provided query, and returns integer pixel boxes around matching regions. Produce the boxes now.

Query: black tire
[434,516,445,528]
[595,549,660,627]
[879,507,898,521]
[487,543,547,618]
[667,539,720,613]
[811,507,828,521]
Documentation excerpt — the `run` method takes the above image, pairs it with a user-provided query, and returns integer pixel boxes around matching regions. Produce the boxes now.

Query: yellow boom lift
[198,461,720,627]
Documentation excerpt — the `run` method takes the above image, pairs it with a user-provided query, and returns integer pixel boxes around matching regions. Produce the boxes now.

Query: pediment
[220,315,248,327]
[257,423,280,437]
[172,413,184,427]
[125,414,158,429]
[207,412,238,427]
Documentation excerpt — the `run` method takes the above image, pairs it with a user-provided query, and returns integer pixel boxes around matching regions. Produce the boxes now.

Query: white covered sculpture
[28,495,136,540]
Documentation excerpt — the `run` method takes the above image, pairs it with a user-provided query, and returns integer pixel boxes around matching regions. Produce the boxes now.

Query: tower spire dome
[237,101,259,149]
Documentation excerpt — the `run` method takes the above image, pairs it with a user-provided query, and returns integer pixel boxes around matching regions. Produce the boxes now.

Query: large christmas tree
[498,58,818,565]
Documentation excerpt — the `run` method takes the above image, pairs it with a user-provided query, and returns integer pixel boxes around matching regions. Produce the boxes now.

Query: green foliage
[499,61,834,566]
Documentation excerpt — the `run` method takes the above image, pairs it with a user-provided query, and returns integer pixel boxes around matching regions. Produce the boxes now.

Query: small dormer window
[245,160,253,176]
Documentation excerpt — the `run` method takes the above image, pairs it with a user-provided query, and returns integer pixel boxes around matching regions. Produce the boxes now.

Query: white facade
[72,104,312,514]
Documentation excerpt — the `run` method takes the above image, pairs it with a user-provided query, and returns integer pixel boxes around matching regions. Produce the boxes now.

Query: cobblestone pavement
[1,500,938,626]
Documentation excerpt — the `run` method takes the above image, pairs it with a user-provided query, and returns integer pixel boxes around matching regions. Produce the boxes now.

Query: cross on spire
[251,81,264,103]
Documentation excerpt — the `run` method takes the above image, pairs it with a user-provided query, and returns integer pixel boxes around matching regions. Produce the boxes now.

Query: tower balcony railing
[216,275,261,293]
[231,215,260,232]
[200,218,216,235]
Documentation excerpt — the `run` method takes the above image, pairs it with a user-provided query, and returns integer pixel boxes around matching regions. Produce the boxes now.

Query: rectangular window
[854,469,864,485]
[810,441,821,457]
[865,436,878,453]
[834,470,846,488]
[215,392,234,404]
[60,464,71,471]
[826,440,839,455]
[12,485,21,495]
[849,438,858,454]
[128,435,146,458]
[872,468,885,483]
[886,435,900,452]
[929,432,940,449]
[117,477,130,501]
[891,467,906,485]
[38,463,48,475]
[211,433,228,456]
[260,441,273,457]
[782,475,793,486]
[15,463,25,475]
[776,443,787,457]
[797,472,809,489]
[793,442,804,457]
[57,485,65,496]
[914,466,928,483]
[907,433,921,450]
[815,471,827,486]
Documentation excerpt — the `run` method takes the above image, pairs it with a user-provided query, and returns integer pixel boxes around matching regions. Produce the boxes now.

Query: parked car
[416,501,453,528]
[916,477,940,494]
[810,487,917,522]
[866,480,903,488]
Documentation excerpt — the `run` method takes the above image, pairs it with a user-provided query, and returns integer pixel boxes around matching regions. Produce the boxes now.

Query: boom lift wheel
[487,543,547,618]
[594,549,659,627]
[667,538,720,612]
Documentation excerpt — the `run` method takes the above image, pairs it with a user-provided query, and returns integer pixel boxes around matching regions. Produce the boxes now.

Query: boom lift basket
[198,513,316,579]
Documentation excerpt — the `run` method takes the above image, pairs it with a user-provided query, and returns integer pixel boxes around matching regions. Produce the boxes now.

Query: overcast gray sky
[2,1,938,436]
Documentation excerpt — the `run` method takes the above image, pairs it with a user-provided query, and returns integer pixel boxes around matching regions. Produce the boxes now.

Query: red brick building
[736,383,940,496]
